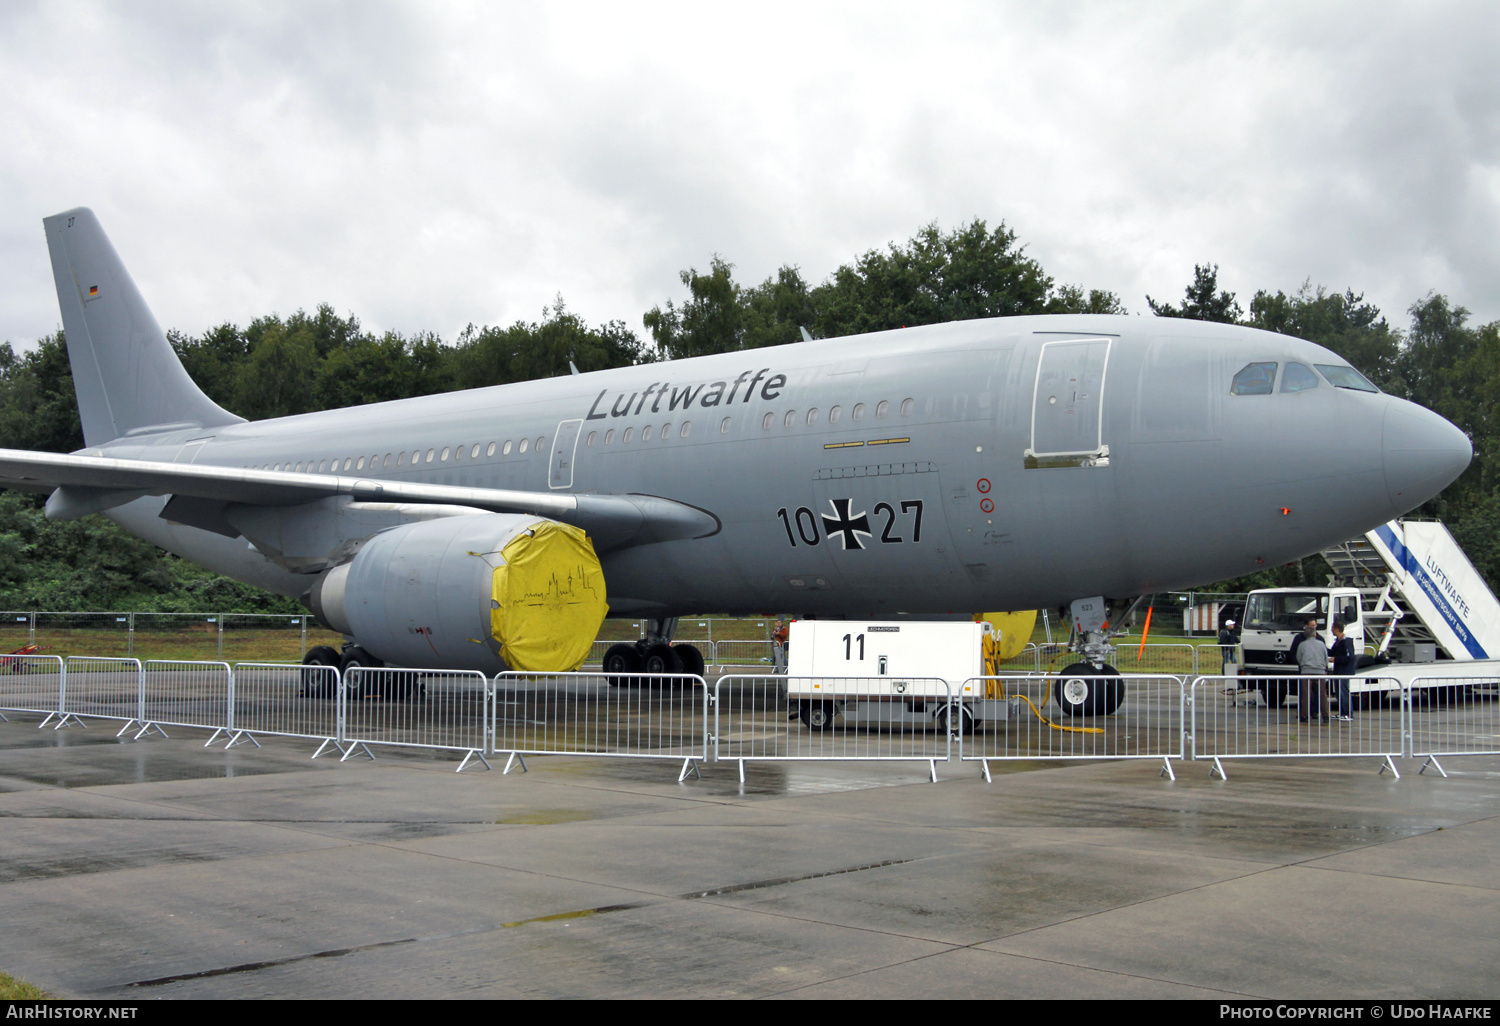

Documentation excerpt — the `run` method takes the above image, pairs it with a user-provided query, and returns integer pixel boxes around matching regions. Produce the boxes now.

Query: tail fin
[42,207,244,447]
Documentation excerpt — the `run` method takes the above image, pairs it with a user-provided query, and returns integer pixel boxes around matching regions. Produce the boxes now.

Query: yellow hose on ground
[985,675,1104,734]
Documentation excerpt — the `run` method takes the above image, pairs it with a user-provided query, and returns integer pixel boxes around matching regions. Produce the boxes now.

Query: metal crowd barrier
[957,673,1185,780]
[0,654,64,725]
[1407,673,1500,777]
[994,644,1042,672]
[59,656,143,734]
[1188,675,1407,779]
[492,671,707,781]
[1198,644,1239,676]
[1117,643,1197,677]
[713,640,770,665]
[342,667,492,772]
[139,660,232,740]
[227,662,340,751]
[713,675,953,782]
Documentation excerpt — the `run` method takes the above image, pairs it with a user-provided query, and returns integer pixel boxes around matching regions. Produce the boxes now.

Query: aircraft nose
[1383,399,1472,512]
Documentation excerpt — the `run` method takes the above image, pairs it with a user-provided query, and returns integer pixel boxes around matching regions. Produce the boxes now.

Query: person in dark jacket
[1218,618,1239,672]
[1328,621,1358,720]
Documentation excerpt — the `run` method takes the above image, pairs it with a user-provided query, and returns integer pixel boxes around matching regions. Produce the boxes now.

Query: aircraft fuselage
[100,313,1471,617]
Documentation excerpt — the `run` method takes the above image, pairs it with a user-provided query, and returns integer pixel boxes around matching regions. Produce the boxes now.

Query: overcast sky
[3,1,1497,351]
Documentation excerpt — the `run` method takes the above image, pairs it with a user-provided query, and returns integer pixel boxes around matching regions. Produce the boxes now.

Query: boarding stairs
[1320,519,1500,662]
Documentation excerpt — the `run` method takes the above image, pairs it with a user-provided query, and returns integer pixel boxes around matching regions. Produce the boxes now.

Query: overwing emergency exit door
[1025,338,1111,469]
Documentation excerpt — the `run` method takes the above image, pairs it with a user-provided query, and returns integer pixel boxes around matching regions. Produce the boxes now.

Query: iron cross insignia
[821,498,872,550]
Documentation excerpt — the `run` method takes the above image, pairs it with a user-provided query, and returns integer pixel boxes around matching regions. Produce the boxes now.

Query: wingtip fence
[2,658,1497,782]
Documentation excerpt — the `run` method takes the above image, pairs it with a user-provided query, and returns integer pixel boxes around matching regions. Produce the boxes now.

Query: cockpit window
[1230,362,1277,395]
[1280,362,1320,393]
[1315,364,1380,393]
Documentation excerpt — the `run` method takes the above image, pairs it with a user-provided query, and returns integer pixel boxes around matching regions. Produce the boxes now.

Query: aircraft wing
[0,448,719,553]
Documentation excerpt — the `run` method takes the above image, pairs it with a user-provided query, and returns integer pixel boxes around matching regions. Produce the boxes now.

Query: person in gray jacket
[1295,618,1330,723]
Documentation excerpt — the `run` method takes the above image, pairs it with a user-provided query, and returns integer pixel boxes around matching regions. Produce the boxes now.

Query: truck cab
[1239,587,1364,675]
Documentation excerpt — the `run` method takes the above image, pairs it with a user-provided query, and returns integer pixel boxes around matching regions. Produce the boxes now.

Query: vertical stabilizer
[42,207,244,446]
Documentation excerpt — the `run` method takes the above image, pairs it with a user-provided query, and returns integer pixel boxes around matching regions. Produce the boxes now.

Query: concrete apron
[0,715,1497,999]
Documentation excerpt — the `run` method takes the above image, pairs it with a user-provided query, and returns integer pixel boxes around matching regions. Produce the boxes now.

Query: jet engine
[310,513,608,673]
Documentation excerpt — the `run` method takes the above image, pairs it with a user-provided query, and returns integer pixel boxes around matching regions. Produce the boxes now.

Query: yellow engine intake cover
[489,521,608,672]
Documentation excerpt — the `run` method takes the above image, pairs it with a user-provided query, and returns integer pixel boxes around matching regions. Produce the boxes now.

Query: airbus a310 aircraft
[0,208,1472,713]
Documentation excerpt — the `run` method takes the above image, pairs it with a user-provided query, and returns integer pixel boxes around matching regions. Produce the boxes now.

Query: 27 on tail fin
[42,207,244,447]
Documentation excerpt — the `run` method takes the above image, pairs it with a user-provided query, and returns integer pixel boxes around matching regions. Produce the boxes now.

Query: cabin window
[720,416,732,433]
[603,430,615,445]
[273,464,281,472]
[355,457,365,470]
[642,425,654,442]
[901,398,914,416]
[852,403,865,421]
[454,445,464,460]
[344,458,354,471]
[762,412,774,429]
[383,453,392,468]
[503,440,513,455]
[536,436,545,451]
[784,410,796,428]
[1281,363,1320,393]
[318,460,328,472]
[471,443,481,458]
[806,408,819,425]
[439,447,449,461]
[876,400,890,419]
[1316,364,1380,393]
[294,462,303,472]
[396,453,405,466]
[681,421,692,437]
[661,423,672,440]
[829,406,842,423]
[1231,362,1277,396]
[586,431,597,447]
[518,438,529,454]
[486,442,496,456]
[622,428,633,444]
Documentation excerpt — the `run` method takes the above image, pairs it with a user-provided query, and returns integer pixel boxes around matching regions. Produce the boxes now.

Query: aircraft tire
[935,702,975,736]
[1055,663,1124,716]
[301,645,340,698]
[340,646,384,699]
[673,643,706,679]
[603,643,642,687]
[643,642,682,686]
[799,700,836,731]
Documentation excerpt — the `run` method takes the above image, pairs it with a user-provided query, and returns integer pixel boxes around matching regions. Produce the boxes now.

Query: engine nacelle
[310,513,608,673]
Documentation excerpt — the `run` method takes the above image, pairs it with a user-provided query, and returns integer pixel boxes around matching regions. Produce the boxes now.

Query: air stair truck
[1238,519,1500,705]
[786,619,1024,733]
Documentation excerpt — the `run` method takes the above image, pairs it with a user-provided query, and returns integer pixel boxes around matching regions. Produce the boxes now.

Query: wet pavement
[0,713,1497,999]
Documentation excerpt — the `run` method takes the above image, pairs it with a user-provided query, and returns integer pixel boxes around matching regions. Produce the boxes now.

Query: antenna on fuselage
[799,326,815,342]
[569,361,580,375]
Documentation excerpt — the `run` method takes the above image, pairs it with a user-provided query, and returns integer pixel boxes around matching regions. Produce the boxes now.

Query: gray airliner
[0,208,1473,706]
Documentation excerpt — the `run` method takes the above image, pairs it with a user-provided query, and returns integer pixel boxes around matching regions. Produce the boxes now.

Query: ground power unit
[785,620,1017,731]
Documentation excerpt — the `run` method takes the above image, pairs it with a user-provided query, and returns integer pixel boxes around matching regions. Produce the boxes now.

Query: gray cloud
[2,0,1497,352]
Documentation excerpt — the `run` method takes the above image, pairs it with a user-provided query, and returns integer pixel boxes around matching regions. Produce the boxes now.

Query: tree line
[0,219,1496,610]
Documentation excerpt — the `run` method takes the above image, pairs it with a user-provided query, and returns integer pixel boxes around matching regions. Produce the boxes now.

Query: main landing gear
[302,643,415,699]
[603,617,707,686]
